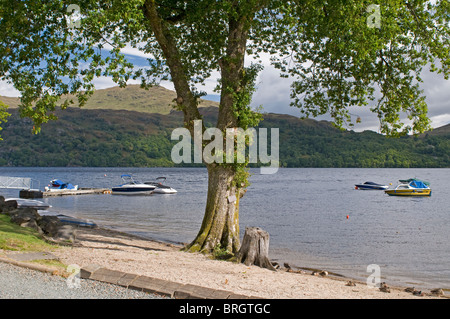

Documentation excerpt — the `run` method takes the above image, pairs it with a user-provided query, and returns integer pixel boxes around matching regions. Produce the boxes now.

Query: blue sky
[1,46,449,133]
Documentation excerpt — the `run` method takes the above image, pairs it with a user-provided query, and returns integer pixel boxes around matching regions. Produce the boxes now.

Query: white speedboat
[145,177,177,194]
[111,175,156,195]
[355,181,389,190]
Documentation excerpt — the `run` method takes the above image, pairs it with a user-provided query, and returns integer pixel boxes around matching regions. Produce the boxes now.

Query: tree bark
[143,0,202,133]
[186,164,241,254]
[217,15,251,131]
[179,11,252,255]
[236,227,276,271]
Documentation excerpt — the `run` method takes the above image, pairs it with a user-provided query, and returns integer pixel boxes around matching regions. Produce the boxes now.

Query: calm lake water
[0,167,448,289]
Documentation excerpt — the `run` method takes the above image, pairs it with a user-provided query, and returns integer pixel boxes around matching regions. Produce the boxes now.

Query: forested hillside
[0,107,448,168]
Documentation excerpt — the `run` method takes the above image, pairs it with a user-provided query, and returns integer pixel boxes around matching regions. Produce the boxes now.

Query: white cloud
[120,45,153,59]
[420,69,450,121]
[100,42,153,60]
[430,113,450,128]
[0,81,20,97]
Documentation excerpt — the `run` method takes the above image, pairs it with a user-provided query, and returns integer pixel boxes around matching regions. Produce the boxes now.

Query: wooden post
[236,227,276,271]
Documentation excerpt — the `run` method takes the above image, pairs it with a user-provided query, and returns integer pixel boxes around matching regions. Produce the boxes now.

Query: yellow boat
[385,179,431,197]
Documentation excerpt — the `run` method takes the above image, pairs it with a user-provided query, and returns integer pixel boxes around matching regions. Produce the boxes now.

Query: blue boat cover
[409,180,428,188]
[51,179,76,189]
[400,178,430,186]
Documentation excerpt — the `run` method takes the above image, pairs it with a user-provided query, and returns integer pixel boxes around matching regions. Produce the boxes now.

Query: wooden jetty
[20,188,111,198]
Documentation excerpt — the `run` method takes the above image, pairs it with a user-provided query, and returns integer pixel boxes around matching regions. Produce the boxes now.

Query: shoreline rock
[0,196,75,243]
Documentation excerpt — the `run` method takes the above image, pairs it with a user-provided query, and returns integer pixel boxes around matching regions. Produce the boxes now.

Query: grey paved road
[0,261,164,299]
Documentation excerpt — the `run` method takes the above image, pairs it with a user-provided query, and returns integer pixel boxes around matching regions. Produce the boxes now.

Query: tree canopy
[1,1,448,136]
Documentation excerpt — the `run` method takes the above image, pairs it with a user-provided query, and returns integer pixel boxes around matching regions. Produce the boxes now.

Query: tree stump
[236,227,276,271]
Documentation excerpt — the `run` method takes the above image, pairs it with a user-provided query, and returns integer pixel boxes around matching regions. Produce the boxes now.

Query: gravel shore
[0,261,164,299]
[0,226,444,299]
[52,227,442,299]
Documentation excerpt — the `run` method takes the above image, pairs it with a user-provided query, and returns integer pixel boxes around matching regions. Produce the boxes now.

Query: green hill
[0,105,448,168]
[1,85,219,114]
[420,123,450,137]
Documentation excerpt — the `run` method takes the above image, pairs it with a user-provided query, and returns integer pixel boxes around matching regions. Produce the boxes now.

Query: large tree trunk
[186,164,241,254]
[145,1,253,257]
[184,13,251,255]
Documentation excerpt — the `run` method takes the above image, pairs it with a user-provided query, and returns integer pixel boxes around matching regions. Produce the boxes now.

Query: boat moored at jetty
[45,179,78,192]
[111,175,156,195]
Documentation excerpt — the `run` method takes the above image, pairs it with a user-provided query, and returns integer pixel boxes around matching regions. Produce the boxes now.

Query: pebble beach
[46,226,443,299]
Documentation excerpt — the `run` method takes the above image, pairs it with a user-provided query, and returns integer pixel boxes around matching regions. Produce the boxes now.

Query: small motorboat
[355,181,389,190]
[385,179,431,196]
[144,177,177,194]
[111,174,156,195]
[5,198,51,210]
[45,179,78,192]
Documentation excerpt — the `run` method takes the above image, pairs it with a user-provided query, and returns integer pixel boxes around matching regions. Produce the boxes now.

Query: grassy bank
[0,214,56,252]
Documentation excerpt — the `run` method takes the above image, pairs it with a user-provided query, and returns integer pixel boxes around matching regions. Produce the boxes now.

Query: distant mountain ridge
[0,84,219,114]
[0,85,448,167]
[0,105,448,168]
[1,84,448,134]
[422,123,450,136]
